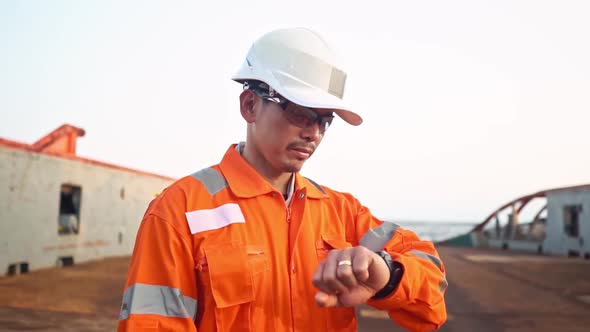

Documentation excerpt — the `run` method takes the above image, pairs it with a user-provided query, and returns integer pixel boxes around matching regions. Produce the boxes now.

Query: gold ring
[337,260,352,267]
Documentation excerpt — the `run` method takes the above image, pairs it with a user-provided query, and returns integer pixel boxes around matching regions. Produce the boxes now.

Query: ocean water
[393,221,476,243]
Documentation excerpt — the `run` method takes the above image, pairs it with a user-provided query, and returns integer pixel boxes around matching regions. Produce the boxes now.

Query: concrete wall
[0,146,173,274]
[544,189,590,257]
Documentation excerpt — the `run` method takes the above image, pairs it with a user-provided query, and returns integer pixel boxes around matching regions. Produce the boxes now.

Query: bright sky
[1,1,589,222]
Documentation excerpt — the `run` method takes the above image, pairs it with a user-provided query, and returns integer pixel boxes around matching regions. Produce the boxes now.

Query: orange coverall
[118,144,447,332]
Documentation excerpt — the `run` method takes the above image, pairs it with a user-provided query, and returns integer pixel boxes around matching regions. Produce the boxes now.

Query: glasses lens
[283,103,316,128]
[252,85,334,133]
[283,103,333,132]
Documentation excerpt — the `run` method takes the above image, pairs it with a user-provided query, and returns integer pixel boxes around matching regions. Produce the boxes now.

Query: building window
[58,184,82,235]
[563,205,582,238]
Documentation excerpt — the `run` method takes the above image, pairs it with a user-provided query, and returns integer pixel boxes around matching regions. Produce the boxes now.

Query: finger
[315,291,339,308]
[351,248,371,283]
[312,261,332,294]
[321,250,349,294]
[335,251,358,290]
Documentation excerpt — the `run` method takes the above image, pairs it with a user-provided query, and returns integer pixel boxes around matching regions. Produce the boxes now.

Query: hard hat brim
[275,83,363,126]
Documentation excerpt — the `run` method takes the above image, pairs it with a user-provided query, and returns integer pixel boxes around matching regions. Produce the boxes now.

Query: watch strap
[371,250,404,300]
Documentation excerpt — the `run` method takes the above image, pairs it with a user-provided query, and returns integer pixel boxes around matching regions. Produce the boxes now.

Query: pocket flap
[204,243,254,308]
[316,235,353,250]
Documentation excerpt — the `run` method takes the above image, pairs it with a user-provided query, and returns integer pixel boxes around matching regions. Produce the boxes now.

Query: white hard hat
[232,28,362,126]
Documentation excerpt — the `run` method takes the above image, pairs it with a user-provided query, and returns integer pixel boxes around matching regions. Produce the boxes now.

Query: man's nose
[300,121,322,142]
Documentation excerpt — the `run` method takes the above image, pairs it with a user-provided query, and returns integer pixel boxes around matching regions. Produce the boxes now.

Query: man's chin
[282,161,304,173]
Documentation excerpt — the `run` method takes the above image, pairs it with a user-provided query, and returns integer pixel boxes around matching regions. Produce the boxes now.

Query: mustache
[287,142,316,153]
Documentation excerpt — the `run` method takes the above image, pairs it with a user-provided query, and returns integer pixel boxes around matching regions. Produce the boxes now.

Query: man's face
[249,94,333,174]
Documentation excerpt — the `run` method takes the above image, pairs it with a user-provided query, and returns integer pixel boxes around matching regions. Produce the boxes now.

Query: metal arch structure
[532,205,548,223]
[472,184,590,233]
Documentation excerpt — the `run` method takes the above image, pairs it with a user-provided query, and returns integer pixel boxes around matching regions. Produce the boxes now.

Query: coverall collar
[219,144,328,199]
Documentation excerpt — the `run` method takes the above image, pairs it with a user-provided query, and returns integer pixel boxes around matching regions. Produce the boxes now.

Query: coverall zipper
[286,195,295,331]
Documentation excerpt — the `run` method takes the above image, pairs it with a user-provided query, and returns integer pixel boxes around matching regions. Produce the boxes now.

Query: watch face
[376,251,394,273]
[379,250,392,263]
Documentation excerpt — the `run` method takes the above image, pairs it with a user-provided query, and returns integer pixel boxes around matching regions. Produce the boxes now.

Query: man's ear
[240,90,257,123]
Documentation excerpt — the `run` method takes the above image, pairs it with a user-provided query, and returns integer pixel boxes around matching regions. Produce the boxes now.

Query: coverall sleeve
[350,204,448,332]
[117,213,198,332]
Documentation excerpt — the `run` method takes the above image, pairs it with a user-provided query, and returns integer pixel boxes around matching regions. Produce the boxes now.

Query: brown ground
[1,246,589,331]
[0,257,128,331]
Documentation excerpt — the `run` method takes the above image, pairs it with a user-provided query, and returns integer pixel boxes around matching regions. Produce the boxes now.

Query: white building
[544,186,590,258]
[0,124,174,275]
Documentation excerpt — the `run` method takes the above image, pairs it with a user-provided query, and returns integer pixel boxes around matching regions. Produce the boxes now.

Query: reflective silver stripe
[439,276,449,292]
[191,168,227,195]
[119,283,197,320]
[409,250,443,270]
[359,222,400,251]
[409,250,447,293]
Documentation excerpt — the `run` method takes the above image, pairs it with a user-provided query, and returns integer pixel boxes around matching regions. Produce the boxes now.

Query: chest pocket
[315,235,353,263]
[197,242,270,332]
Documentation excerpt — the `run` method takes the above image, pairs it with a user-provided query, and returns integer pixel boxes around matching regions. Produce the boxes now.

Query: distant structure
[442,185,590,259]
[0,124,174,275]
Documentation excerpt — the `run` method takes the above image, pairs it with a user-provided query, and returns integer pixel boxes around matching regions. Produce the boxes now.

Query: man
[118,28,447,332]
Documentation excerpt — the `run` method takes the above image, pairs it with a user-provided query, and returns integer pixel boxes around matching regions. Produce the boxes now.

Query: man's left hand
[312,246,390,307]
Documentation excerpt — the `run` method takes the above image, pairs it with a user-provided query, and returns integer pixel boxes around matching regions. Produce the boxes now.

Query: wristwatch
[371,251,404,300]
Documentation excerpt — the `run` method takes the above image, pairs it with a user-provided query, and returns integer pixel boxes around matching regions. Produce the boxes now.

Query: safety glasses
[246,82,334,133]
